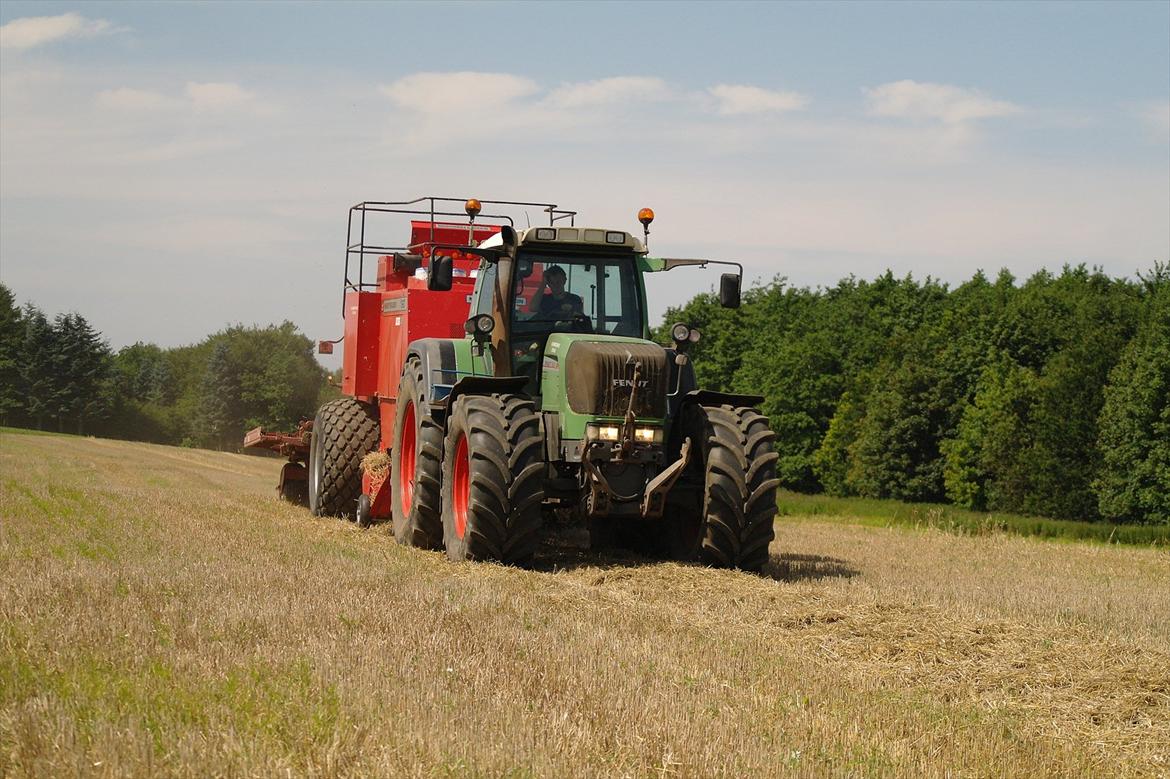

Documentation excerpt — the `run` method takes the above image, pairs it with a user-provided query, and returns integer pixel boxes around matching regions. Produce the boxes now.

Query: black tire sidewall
[308,408,325,516]
[440,394,544,565]
[441,400,473,560]
[390,359,444,549]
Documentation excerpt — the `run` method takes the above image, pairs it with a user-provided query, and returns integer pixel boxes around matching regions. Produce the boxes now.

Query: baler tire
[668,405,780,573]
[441,393,544,566]
[391,357,445,549]
[309,397,380,519]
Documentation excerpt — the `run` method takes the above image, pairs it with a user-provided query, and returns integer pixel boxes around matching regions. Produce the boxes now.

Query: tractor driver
[534,265,584,320]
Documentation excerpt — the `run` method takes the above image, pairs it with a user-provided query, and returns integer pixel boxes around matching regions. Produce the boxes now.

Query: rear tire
[391,358,444,548]
[441,394,544,565]
[308,397,380,519]
[666,404,780,572]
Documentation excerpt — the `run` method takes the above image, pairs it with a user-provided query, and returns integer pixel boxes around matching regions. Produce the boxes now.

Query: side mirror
[427,255,453,291]
[719,273,741,308]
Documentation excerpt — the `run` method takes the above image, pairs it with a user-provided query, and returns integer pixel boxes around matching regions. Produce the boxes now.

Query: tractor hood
[542,333,670,440]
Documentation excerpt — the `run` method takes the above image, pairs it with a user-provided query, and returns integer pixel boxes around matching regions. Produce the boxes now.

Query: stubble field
[1,430,1168,777]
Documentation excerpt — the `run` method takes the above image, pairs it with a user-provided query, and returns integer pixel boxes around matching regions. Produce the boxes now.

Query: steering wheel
[568,313,593,333]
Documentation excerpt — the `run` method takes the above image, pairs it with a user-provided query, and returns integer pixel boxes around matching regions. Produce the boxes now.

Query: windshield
[511,253,643,338]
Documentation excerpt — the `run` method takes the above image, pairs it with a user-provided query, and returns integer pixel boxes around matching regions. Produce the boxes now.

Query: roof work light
[638,207,655,250]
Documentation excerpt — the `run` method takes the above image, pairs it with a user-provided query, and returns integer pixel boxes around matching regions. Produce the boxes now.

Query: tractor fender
[668,389,766,464]
[405,338,462,406]
[678,389,765,410]
[444,375,530,414]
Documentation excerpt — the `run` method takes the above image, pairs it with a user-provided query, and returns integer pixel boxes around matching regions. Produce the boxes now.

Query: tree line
[0,283,333,450]
[3,262,1166,526]
[656,264,1169,526]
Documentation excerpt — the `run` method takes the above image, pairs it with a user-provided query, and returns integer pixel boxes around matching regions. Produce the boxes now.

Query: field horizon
[2,429,1168,776]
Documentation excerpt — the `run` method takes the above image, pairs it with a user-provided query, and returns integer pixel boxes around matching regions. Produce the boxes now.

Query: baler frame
[343,197,577,304]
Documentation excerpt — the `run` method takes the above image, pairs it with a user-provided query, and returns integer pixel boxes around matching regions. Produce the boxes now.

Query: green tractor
[346,198,780,573]
[266,198,779,572]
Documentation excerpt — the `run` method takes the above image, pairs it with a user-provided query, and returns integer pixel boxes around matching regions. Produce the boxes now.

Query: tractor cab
[467,230,649,397]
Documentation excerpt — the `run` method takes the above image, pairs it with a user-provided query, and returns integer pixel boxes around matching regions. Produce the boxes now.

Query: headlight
[586,424,621,442]
[635,427,663,443]
[586,424,662,443]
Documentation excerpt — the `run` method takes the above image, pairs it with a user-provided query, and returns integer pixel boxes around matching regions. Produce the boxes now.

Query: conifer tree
[0,284,23,423]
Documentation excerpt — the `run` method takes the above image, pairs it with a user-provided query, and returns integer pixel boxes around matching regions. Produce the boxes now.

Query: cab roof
[478,226,646,253]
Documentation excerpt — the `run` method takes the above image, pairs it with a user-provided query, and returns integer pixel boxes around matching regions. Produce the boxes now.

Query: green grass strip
[777,491,1170,547]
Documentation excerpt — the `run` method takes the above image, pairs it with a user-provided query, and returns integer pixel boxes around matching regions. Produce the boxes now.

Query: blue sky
[1,1,1167,357]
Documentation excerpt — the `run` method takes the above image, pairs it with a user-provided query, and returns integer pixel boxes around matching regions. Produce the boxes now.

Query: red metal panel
[410,220,499,247]
[362,467,392,520]
[342,290,381,397]
[378,399,396,452]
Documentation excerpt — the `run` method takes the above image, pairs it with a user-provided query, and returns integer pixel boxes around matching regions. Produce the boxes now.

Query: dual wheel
[587,404,779,573]
[663,404,781,572]
[390,358,543,565]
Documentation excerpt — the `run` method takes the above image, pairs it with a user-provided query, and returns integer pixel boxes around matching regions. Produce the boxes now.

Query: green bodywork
[443,330,668,448]
[540,332,668,441]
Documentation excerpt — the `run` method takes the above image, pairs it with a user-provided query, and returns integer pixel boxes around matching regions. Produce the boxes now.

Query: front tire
[441,394,544,565]
[666,404,780,572]
[391,357,444,548]
[308,397,380,518]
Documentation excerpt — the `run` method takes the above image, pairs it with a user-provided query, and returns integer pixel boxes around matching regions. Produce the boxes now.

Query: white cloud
[96,82,257,113]
[0,12,116,50]
[546,76,670,108]
[708,84,808,115]
[185,82,254,110]
[380,72,539,114]
[96,87,182,111]
[865,80,1020,123]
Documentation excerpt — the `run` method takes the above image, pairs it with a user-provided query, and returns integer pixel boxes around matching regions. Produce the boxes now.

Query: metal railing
[343,196,577,301]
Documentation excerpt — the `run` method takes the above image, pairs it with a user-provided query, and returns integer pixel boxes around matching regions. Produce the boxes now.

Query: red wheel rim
[399,403,416,516]
[453,434,470,540]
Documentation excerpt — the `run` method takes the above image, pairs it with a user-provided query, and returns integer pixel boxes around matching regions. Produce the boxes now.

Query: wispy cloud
[545,76,670,108]
[185,82,255,111]
[864,80,1020,123]
[707,84,809,115]
[96,86,182,111]
[0,12,119,50]
[380,72,539,114]
[96,81,260,113]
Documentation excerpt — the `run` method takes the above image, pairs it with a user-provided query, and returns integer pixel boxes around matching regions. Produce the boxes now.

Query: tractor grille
[565,342,669,418]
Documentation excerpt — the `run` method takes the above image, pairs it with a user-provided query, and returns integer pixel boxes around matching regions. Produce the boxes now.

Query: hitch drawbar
[243,421,312,505]
[582,437,692,518]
